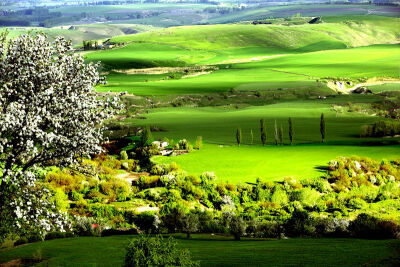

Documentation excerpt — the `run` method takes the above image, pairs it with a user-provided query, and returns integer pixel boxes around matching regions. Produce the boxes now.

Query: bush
[178,139,189,150]
[256,221,282,238]
[295,187,320,208]
[73,216,103,237]
[137,175,160,189]
[120,150,128,160]
[45,231,66,240]
[101,228,138,237]
[89,203,118,219]
[271,188,288,206]
[14,237,28,246]
[27,233,43,243]
[124,235,199,267]
[150,164,166,175]
[349,213,400,239]
[133,212,159,234]
[70,190,83,201]
[195,136,203,150]
[285,210,315,237]
[348,198,367,209]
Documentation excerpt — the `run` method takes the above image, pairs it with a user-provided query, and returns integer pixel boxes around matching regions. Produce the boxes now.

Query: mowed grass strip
[1,235,399,266]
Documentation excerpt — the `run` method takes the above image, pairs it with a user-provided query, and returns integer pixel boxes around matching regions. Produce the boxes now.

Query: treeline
[0,7,81,27]
[203,5,247,14]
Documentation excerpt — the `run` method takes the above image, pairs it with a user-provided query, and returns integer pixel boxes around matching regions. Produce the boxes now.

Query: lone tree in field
[236,128,242,146]
[279,123,283,145]
[229,215,246,241]
[320,113,326,143]
[288,117,294,145]
[274,120,278,146]
[0,31,120,241]
[260,119,267,146]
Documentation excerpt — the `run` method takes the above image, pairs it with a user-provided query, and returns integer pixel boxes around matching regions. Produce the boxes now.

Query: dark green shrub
[285,210,315,237]
[349,213,400,239]
[256,221,282,238]
[89,203,118,219]
[101,228,138,237]
[347,198,367,209]
[14,237,28,246]
[27,233,43,243]
[70,190,83,201]
[134,212,159,234]
[124,235,199,267]
[45,231,66,240]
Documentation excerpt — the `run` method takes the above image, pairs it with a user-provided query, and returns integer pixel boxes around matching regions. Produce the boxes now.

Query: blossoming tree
[0,31,120,241]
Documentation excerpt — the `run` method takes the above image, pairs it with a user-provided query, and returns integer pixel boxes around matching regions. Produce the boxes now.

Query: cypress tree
[236,128,242,146]
[279,123,283,145]
[260,119,267,146]
[274,120,278,146]
[288,117,293,145]
[320,113,326,143]
[141,126,152,146]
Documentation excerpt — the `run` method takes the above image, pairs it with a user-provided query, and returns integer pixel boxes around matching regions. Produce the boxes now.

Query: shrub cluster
[24,155,400,244]
[360,120,400,137]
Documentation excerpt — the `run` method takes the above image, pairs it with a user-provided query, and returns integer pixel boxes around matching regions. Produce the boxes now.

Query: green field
[1,235,399,266]
[134,101,400,181]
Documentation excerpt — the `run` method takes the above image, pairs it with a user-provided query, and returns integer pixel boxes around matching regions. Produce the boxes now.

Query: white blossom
[0,31,120,240]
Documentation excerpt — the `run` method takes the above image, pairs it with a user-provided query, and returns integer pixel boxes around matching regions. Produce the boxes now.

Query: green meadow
[1,235,399,266]
[137,101,400,181]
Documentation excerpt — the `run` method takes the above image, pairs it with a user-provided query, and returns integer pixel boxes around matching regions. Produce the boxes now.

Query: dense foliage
[32,152,400,242]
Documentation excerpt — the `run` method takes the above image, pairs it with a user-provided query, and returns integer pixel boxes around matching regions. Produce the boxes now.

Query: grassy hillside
[109,16,399,49]
[1,235,399,266]
[86,16,399,70]
[96,44,399,95]
[84,16,399,95]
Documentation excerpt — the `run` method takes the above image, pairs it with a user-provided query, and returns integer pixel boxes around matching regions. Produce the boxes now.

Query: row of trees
[236,114,326,146]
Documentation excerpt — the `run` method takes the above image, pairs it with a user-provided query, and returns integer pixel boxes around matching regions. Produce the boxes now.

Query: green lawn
[1,235,399,266]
